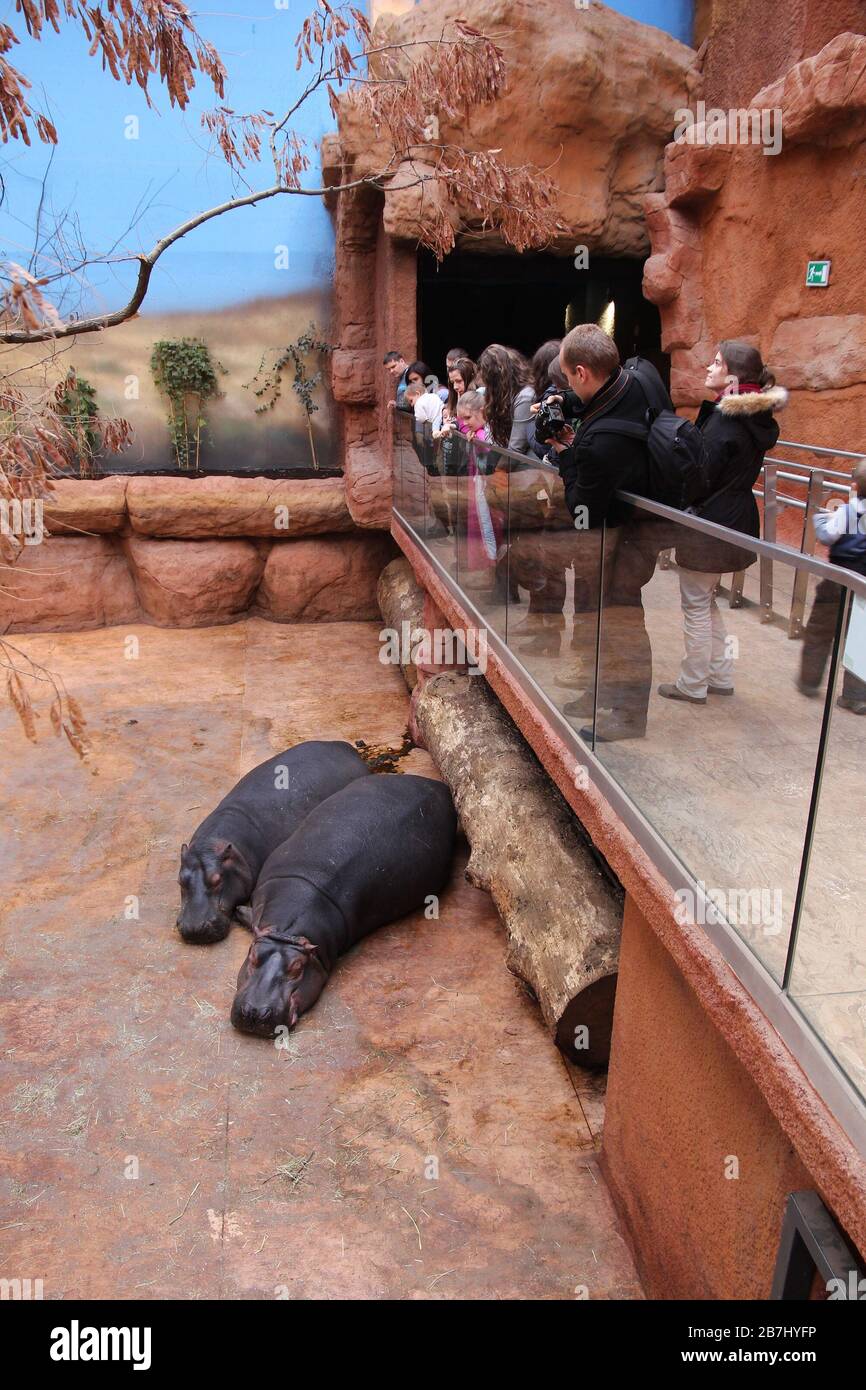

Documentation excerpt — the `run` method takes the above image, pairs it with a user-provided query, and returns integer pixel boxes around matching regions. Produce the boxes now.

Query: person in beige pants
[659,341,787,706]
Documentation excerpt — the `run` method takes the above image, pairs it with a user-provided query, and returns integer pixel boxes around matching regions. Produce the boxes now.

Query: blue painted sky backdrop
[0,0,694,317]
[0,1,342,314]
[609,0,692,44]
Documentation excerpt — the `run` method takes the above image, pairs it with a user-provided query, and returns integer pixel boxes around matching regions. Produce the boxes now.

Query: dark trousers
[801,577,866,702]
[597,517,677,728]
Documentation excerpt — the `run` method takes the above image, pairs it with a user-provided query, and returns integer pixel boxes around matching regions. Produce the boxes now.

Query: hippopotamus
[177,741,371,944]
[231,773,457,1036]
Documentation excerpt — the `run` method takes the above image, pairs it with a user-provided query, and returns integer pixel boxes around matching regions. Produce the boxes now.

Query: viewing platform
[392,413,866,1296]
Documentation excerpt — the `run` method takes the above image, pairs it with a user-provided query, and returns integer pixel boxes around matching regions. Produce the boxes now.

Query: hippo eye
[206,871,222,888]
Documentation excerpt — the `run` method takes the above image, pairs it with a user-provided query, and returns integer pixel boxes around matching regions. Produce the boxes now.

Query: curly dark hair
[477,344,531,447]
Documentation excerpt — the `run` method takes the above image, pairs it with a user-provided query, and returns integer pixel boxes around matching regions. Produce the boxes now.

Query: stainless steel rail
[724,443,865,633]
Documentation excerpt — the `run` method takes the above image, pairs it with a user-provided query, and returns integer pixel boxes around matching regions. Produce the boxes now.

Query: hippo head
[176,841,249,944]
[230,929,323,1037]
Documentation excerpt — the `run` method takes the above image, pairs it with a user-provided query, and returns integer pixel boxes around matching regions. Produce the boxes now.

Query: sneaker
[577,720,646,744]
[836,696,866,715]
[657,683,706,705]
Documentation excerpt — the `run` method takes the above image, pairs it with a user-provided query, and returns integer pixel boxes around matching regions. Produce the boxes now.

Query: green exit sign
[806,259,831,286]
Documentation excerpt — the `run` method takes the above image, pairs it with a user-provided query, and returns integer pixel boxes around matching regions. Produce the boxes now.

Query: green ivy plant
[150,338,225,470]
[248,324,332,471]
[55,369,101,476]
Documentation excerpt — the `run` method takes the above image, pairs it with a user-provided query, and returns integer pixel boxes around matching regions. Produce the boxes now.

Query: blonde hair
[456,389,485,418]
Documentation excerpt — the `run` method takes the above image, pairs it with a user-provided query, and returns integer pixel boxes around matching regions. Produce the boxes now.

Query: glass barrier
[393,416,866,1109]
[505,452,605,702]
[788,582,866,1104]
[594,506,840,984]
[396,409,430,540]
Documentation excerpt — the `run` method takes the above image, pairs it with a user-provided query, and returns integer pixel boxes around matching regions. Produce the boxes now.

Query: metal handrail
[399,415,866,630]
[747,456,861,634]
[776,439,866,465]
[615,489,866,597]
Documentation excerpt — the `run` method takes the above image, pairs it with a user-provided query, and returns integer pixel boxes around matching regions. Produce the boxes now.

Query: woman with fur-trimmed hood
[659,341,788,705]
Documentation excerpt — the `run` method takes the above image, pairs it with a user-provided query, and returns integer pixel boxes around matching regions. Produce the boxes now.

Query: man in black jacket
[547,325,672,742]
[553,326,657,528]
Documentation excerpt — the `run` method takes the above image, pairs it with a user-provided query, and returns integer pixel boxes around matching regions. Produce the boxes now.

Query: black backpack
[829,502,866,577]
[580,356,712,511]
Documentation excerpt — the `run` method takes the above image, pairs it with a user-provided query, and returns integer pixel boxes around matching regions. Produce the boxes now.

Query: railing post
[760,461,778,623]
[789,469,825,639]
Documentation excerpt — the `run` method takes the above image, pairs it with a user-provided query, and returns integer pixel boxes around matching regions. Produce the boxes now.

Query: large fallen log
[376,557,426,691]
[413,669,623,1067]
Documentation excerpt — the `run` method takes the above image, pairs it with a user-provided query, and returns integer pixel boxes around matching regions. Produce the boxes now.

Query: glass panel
[392,407,406,516]
[505,453,604,711]
[449,438,510,640]
[591,504,829,983]
[399,413,429,538]
[423,418,460,583]
[788,581,866,1101]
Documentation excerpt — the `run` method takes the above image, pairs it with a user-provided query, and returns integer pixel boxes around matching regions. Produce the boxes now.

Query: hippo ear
[220,843,235,863]
[180,843,189,858]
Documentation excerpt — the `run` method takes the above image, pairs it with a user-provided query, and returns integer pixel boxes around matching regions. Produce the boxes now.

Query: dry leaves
[2,0,226,148]
[2,639,89,758]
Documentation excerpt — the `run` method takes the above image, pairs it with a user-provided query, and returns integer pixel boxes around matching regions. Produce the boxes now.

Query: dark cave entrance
[417,247,668,388]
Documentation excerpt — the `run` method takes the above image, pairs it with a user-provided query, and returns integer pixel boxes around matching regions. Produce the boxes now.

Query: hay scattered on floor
[11,1076,61,1117]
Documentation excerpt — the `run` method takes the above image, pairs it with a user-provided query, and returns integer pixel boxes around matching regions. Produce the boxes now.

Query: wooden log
[376,557,426,691]
[413,670,623,1067]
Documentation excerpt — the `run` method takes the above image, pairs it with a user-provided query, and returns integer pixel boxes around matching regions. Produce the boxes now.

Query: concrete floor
[0,617,641,1301]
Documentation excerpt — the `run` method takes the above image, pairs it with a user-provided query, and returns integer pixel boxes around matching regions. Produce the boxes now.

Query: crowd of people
[383,328,866,742]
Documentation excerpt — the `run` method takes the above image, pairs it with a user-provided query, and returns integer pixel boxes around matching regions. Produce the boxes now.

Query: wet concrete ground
[0,618,641,1300]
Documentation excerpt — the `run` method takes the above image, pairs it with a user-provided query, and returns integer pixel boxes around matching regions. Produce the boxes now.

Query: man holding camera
[542,324,673,743]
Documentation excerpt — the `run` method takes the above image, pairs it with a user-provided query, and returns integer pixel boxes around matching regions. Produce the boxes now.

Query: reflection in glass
[789,583,866,1102]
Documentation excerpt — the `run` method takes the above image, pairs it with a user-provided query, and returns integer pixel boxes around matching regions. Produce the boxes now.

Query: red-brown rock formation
[255,533,396,622]
[323,0,700,525]
[643,30,866,447]
[124,536,265,627]
[0,537,140,633]
[125,476,353,539]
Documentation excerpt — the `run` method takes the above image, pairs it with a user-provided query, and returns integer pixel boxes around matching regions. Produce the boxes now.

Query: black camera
[534,396,568,444]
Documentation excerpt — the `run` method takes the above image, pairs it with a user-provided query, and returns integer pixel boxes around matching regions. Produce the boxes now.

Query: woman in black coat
[659,340,788,704]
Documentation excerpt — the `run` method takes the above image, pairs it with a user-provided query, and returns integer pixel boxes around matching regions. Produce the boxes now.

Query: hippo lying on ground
[231,773,457,1036]
[177,741,370,944]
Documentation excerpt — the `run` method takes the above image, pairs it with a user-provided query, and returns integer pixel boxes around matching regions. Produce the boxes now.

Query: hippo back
[191,740,371,859]
[256,774,457,946]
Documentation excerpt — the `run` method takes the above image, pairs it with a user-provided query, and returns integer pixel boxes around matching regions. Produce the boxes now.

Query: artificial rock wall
[644,28,866,446]
[2,476,396,633]
[325,0,866,478]
[322,0,701,525]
